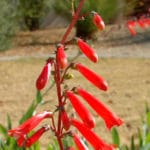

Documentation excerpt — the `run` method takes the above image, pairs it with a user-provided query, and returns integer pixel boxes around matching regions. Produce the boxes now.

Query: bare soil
[0,26,150,148]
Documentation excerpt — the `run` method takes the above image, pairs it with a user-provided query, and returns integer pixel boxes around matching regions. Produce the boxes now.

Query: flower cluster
[127,16,150,36]
[8,111,52,147]
[8,8,123,150]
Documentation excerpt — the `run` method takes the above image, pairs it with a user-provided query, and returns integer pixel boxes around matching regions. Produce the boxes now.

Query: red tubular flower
[66,91,95,129]
[25,125,50,147]
[143,17,150,27]
[36,60,52,90]
[73,133,89,150]
[92,11,105,30]
[61,109,70,130]
[137,18,146,28]
[8,111,52,146]
[71,119,114,150]
[75,87,123,130]
[127,20,136,36]
[74,63,108,91]
[57,44,67,69]
[76,38,98,63]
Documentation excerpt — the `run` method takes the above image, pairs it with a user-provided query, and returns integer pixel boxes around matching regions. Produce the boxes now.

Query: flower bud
[92,11,105,30]
[57,44,67,69]
[36,61,52,90]
[61,110,70,130]
[76,38,98,63]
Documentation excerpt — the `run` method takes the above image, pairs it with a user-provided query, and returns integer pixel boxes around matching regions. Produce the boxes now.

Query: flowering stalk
[8,0,124,149]
[61,0,85,44]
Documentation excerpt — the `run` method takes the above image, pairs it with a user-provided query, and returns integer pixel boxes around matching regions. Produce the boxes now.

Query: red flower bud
[36,61,52,90]
[71,119,114,150]
[57,44,67,69]
[76,38,98,63]
[76,87,123,130]
[66,91,95,129]
[127,20,136,36]
[92,12,105,30]
[25,125,50,147]
[73,133,89,150]
[61,110,70,130]
[74,63,108,91]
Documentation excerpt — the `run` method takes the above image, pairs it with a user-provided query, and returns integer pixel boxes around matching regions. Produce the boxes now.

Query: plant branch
[61,0,85,45]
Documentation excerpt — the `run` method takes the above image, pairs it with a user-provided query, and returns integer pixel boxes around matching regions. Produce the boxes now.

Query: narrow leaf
[130,136,135,150]
[145,133,150,144]
[0,124,7,136]
[138,129,143,148]
[19,102,35,124]
[111,127,120,147]
[33,142,40,150]
[7,114,12,130]
[146,111,150,127]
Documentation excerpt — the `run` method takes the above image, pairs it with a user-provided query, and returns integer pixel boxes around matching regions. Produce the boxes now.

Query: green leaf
[138,129,143,148]
[130,136,135,150]
[120,145,129,150]
[19,102,35,124]
[6,137,17,149]
[0,124,7,136]
[111,127,120,147]
[7,114,12,130]
[145,133,150,144]
[33,142,40,150]
[36,90,42,104]
[146,111,150,127]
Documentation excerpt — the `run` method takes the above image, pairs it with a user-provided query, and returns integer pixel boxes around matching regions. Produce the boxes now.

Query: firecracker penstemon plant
[8,0,124,150]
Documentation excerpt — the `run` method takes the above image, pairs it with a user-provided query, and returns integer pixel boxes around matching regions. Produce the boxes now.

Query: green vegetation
[0,0,18,51]
[54,0,119,38]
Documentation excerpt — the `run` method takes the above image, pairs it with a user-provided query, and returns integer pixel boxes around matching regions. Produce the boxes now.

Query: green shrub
[17,0,52,31]
[0,0,18,51]
[53,0,119,38]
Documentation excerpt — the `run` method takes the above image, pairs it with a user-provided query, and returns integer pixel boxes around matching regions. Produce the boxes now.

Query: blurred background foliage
[0,0,18,51]
[0,0,149,49]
